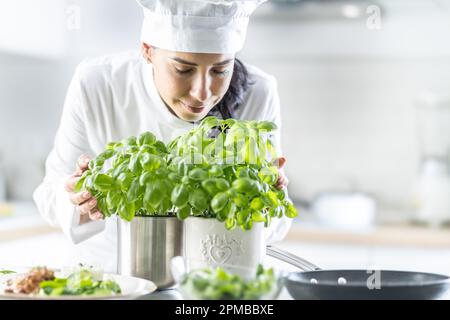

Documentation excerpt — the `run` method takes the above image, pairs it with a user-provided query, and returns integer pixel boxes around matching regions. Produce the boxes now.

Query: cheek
[155,68,189,100]
[211,77,232,97]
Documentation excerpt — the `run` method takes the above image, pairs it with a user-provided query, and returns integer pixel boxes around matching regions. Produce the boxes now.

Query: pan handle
[266,245,322,271]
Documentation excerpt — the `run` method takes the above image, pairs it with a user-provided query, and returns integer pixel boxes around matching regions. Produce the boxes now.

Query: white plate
[0,272,157,300]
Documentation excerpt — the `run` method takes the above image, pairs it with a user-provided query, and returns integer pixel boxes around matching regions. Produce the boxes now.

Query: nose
[190,73,211,103]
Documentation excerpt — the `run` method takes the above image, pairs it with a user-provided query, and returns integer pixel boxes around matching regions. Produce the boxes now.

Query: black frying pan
[266,245,450,300]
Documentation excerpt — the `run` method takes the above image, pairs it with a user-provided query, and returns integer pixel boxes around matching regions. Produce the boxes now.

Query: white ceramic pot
[183,217,265,278]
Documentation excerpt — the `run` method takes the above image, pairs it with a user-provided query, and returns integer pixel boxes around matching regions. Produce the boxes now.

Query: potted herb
[74,131,175,220]
[74,132,182,288]
[75,116,298,284]
[166,117,298,272]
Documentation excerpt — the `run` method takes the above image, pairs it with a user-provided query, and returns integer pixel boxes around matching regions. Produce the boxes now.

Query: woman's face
[142,43,235,122]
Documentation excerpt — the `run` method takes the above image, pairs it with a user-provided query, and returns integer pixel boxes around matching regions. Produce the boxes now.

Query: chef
[33,0,293,272]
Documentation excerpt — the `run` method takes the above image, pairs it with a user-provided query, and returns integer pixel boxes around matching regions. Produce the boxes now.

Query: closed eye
[175,67,193,75]
[213,69,230,77]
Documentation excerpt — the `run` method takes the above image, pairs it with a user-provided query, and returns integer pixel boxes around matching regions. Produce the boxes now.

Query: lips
[180,101,206,114]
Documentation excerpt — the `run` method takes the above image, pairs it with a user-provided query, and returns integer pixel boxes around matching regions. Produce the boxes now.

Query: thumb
[275,156,286,169]
[75,154,91,175]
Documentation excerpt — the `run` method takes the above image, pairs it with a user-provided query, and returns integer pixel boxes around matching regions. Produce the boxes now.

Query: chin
[179,111,207,122]
[175,103,210,122]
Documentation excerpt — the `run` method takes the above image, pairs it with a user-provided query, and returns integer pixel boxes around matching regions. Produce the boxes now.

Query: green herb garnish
[39,268,121,297]
[180,264,276,300]
[0,270,16,275]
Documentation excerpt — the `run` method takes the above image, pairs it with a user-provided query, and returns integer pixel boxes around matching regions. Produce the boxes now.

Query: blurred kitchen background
[1,0,450,283]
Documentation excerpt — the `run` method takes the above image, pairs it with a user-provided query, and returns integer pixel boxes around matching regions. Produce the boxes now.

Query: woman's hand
[274,156,289,190]
[64,155,103,223]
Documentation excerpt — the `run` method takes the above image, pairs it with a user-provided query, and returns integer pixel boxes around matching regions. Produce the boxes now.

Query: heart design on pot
[209,246,232,264]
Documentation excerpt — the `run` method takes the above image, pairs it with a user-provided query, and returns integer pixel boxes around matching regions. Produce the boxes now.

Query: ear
[141,42,153,63]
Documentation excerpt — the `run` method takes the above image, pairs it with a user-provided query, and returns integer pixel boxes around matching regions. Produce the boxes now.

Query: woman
[33,0,292,272]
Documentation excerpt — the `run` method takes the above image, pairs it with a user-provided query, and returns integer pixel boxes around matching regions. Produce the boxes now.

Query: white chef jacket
[33,51,292,272]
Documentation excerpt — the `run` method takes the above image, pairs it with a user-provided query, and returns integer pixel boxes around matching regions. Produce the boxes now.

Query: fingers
[65,175,80,193]
[75,154,91,176]
[67,154,103,222]
[70,190,92,206]
[75,195,104,221]
[77,197,97,215]
[77,197,104,220]
[275,172,289,190]
[272,156,286,169]
[88,209,104,221]
[277,156,286,169]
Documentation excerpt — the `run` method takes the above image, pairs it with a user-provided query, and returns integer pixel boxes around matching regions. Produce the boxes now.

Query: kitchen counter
[1,201,450,300]
[285,220,450,248]
[0,201,58,242]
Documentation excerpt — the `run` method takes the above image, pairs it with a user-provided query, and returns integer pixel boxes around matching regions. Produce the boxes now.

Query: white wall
[0,0,142,200]
[239,0,450,215]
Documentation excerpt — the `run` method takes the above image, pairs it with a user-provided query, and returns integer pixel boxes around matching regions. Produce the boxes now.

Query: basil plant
[74,132,175,221]
[166,116,298,230]
[74,116,298,230]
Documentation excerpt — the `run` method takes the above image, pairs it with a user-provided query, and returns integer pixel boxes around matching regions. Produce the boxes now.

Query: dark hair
[208,58,253,120]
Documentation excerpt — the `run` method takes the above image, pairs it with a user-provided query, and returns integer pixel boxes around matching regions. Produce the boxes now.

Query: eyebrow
[170,57,234,67]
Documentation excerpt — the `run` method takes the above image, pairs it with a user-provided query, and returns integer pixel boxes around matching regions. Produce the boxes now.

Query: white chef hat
[136,0,267,54]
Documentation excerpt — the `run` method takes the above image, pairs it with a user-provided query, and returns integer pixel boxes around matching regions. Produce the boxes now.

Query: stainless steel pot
[117,216,183,289]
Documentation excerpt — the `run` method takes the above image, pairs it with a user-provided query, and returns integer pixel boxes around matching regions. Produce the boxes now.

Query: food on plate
[0,270,16,275]
[3,266,121,297]
[4,267,54,294]
[180,264,277,300]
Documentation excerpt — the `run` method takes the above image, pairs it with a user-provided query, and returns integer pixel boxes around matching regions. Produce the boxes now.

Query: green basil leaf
[236,209,250,226]
[256,121,277,132]
[250,197,264,211]
[225,217,236,230]
[127,178,141,202]
[137,132,156,147]
[189,189,208,212]
[171,184,189,207]
[93,174,114,192]
[117,172,133,191]
[123,136,137,147]
[231,178,258,194]
[176,206,190,220]
[201,179,219,196]
[215,178,230,191]
[251,210,265,223]
[106,190,122,211]
[144,183,163,207]
[211,192,229,214]
[74,176,86,193]
[139,171,153,186]
[158,196,172,214]
[188,168,208,181]
[285,202,298,218]
[233,193,248,208]
[128,153,142,173]
[119,201,135,221]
